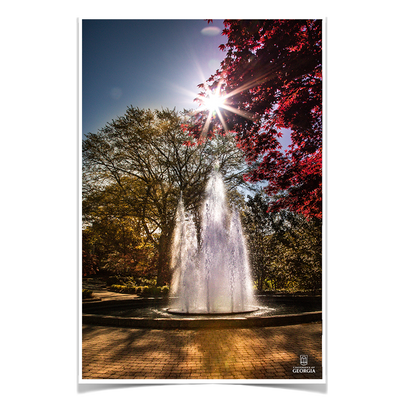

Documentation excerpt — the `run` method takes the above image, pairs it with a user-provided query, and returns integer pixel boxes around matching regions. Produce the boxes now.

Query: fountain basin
[82,296,322,329]
[167,306,259,315]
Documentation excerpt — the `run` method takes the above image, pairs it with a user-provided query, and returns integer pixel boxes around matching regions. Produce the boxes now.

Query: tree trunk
[156,230,171,286]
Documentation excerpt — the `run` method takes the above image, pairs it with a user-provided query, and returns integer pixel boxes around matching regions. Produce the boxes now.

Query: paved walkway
[82,322,323,380]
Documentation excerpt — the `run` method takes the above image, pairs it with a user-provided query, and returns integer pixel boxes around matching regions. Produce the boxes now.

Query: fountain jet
[169,168,257,314]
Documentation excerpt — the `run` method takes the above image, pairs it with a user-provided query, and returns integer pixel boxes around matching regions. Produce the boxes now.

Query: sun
[203,92,225,113]
[190,80,255,138]
[196,81,226,115]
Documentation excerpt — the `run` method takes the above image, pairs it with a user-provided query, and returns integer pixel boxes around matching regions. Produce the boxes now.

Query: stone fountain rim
[82,297,322,329]
[166,306,259,315]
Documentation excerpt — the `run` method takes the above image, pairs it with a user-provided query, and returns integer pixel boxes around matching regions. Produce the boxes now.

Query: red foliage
[82,249,99,277]
[188,20,322,219]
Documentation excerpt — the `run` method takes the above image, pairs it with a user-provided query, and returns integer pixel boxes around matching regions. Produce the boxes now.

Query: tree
[188,19,322,220]
[83,107,248,285]
[82,181,158,278]
[243,190,322,291]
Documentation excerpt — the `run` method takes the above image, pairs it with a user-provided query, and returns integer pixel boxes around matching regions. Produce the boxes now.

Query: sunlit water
[90,297,321,319]
[168,167,256,314]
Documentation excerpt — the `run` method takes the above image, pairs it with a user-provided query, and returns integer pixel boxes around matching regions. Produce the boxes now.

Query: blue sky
[82,19,227,136]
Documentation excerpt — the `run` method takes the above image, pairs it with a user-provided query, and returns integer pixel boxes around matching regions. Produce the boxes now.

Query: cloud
[201,26,221,36]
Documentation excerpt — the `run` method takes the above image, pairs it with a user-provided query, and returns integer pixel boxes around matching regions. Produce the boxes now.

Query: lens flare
[203,92,225,113]
[172,62,273,138]
[193,80,254,137]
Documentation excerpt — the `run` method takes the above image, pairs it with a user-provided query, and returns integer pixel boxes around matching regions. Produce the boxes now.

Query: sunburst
[203,92,226,114]
[193,79,256,138]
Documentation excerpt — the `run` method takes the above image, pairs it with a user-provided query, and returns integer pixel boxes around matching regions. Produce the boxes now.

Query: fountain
[82,164,322,328]
[168,165,258,314]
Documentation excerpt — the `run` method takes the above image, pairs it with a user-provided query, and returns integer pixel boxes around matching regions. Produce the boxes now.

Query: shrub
[160,286,169,296]
[109,283,169,297]
[110,284,124,292]
[153,287,162,296]
[141,286,151,296]
[107,275,139,286]
[82,289,93,299]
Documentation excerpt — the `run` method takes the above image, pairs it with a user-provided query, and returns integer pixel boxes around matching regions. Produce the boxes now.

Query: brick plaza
[81,321,322,380]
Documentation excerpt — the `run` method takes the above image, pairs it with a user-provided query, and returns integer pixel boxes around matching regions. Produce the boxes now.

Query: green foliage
[109,283,169,297]
[82,289,93,299]
[141,286,151,296]
[244,190,322,292]
[161,286,169,295]
[135,286,142,295]
[106,275,156,287]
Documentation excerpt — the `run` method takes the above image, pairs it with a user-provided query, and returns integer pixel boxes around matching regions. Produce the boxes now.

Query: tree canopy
[187,19,322,219]
[83,107,249,284]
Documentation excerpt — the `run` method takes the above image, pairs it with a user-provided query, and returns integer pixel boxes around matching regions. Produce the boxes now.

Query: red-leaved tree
[187,20,322,219]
